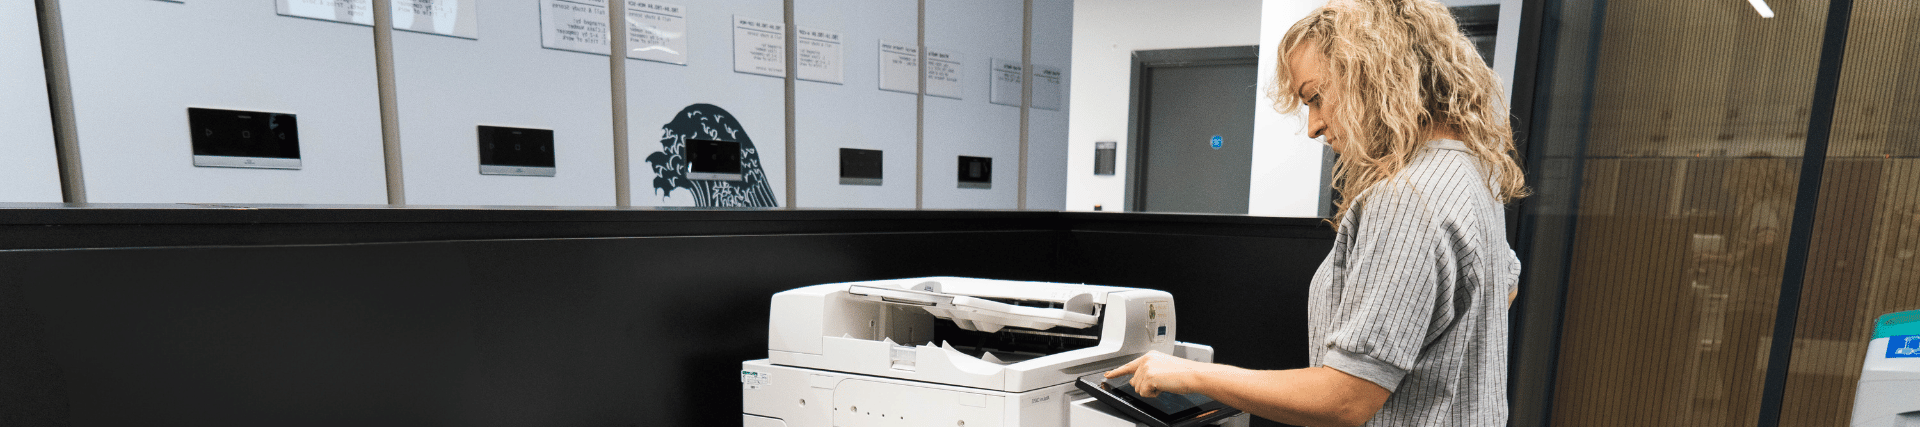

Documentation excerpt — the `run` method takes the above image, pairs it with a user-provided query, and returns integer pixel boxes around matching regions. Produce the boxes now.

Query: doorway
[1125,46,1259,214]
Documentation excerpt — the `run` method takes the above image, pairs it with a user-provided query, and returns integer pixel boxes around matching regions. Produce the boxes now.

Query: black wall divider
[0,206,1331,427]
[1756,0,1857,425]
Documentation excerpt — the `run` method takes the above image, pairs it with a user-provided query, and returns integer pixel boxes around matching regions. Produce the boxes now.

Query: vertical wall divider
[1016,0,1032,210]
[783,0,798,208]
[373,0,405,205]
[34,0,85,203]
[610,0,631,207]
[1756,0,1856,425]
[1509,0,1601,425]
[914,0,926,209]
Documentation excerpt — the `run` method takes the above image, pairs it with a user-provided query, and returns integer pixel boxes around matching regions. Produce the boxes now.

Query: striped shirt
[1306,139,1521,426]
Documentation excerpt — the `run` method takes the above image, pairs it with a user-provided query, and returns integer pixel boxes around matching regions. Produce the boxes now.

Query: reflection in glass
[1539,0,1828,425]
[1779,0,1920,424]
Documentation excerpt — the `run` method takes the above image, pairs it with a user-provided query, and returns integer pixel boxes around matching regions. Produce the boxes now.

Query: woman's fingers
[1106,354,1146,378]
[1133,368,1158,398]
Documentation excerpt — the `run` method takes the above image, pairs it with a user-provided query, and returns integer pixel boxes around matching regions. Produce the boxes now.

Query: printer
[742,277,1247,427]
[1851,309,1920,426]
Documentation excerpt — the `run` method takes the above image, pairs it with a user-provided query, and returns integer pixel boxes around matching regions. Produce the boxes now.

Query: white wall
[393,0,616,207]
[923,0,1025,210]
[1248,0,1328,218]
[792,0,918,209]
[1023,0,1073,210]
[58,0,388,204]
[625,0,788,207]
[0,1,64,202]
[1064,0,1263,212]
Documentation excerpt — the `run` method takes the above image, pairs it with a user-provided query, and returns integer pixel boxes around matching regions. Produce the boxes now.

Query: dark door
[1131,48,1259,214]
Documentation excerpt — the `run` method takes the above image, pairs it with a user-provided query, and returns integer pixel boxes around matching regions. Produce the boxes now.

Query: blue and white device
[1852,309,1920,426]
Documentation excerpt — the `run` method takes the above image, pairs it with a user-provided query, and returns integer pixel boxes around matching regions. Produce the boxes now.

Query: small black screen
[957,156,992,183]
[188,107,300,159]
[477,126,556,167]
[840,148,883,179]
[688,139,743,174]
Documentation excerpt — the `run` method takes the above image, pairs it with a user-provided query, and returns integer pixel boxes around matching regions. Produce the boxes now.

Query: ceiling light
[1747,0,1776,18]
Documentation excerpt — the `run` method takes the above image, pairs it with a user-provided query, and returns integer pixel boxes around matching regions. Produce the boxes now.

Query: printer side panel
[769,286,832,356]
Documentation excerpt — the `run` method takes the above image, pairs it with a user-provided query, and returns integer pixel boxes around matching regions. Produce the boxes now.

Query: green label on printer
[741,370,771,387]
[1889,335,1920,359]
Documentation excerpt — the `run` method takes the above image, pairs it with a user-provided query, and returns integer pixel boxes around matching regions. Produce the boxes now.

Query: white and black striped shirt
[1306,139,1521,426]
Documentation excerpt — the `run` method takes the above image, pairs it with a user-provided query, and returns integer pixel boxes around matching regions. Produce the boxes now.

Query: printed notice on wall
[733,15,785,78]
[277,0,478,39]
[923,48,962,100]
[277,0,374,25]
[795,27,844,84]
[541,0,610,55]
[878,41,918,94]
[392,0,478,38]
[625,1,686,65]
[989,58,1023,107]
[1032,64,1063,111]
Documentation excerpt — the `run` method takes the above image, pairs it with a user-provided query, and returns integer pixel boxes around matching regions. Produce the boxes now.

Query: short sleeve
[1320,182,1452,392]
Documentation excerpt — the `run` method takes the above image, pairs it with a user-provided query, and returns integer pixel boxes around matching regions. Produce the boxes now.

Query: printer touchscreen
[1076,372,1239,427]
[1099,374,1215,417]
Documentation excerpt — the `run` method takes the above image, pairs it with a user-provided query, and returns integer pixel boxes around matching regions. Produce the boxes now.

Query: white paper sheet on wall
[277,0,477,39]
[278,0,375,25]
[541,0,611,55]
[732,15,785,77]
[878,40,918,94]
[1031,64,1062,111]
[923,48,962,100]
[795,27,844,84]
[625,1,687,65]
[989,58,1022,107]
[391,0,477,38]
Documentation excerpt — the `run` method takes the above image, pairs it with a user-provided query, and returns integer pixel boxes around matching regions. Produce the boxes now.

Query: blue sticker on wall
[1209,135,1223,150]
[1890,335,1920,358]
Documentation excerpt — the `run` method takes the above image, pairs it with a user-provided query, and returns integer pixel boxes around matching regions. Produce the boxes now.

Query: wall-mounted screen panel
[188,108,302,170]
[477,126,555,177]
[838,148,882,186]
[687,139,744,181]
[958,156,992,189]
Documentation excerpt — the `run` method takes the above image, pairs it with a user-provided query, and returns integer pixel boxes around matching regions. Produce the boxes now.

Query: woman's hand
[1105,350,1224,398]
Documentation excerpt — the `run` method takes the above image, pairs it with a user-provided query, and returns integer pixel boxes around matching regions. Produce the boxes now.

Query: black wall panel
[0,208,1329,427]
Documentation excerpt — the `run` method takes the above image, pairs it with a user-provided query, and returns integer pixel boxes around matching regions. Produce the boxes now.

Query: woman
[1104,0,1527,426]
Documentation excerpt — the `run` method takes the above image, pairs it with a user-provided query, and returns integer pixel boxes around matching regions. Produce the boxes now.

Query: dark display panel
[687,139,743,181]
[188,107,301,169]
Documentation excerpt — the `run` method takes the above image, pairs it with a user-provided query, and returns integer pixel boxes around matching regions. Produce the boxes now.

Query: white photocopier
[742,277,1248,427]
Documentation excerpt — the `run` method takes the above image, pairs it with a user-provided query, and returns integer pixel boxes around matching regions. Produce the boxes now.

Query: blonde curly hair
[1270,0,1528,222]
